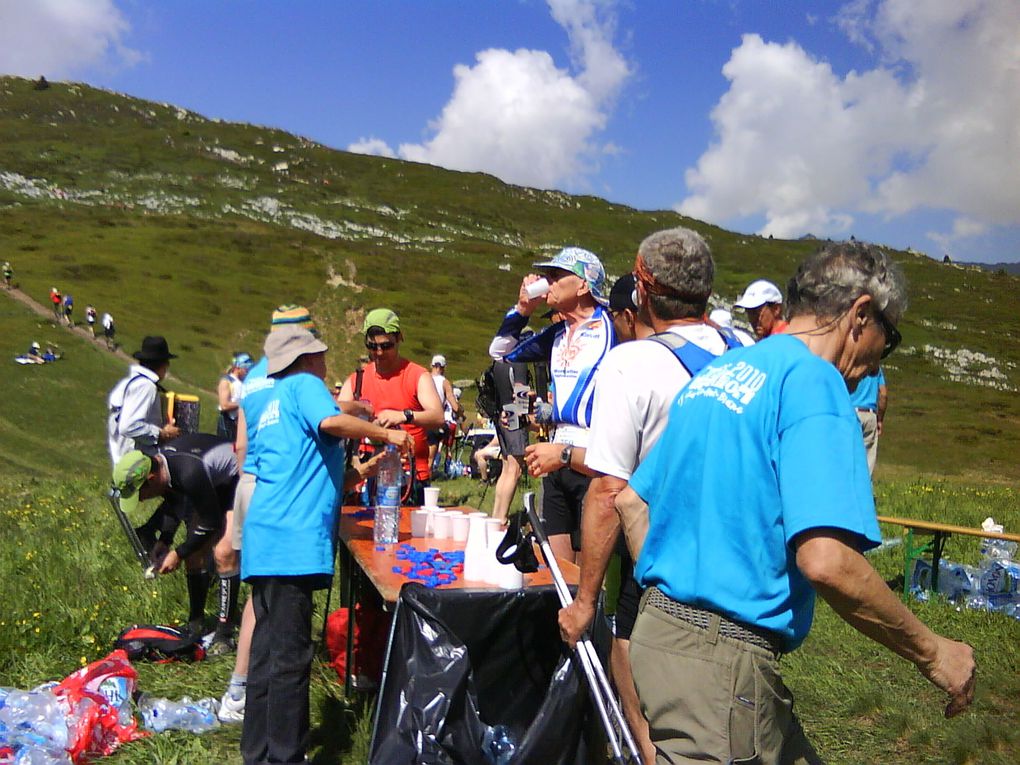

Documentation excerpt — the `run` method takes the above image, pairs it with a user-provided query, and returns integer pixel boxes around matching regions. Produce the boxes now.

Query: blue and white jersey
[491,305,615,447]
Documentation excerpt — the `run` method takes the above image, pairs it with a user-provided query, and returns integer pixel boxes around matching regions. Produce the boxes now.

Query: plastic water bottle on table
[374,444,401,545]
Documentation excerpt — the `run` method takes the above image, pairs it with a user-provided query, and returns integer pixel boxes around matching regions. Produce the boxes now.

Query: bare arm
[523,443,596,477]
[615,485,650,562]
[443,378,461,415]
[558,474,626,647]
[319,413,412,449]
[876,384,888,435]
[235,407,248,472]
[217,377,238,413]
[795,529,975,717]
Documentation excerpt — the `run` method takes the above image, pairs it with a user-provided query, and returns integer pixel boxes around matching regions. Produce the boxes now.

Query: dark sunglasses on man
[365,340,396,351]
[875,308,902,359]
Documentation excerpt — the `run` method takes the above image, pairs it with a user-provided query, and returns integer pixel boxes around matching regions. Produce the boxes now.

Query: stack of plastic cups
[463,514,490,581]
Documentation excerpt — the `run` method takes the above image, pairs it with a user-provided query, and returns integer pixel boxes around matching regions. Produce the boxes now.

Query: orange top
[769,320,790,337]
[349,359,430,480]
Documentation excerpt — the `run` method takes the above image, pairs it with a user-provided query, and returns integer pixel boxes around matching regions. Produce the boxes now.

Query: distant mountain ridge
[1,74,1019,480]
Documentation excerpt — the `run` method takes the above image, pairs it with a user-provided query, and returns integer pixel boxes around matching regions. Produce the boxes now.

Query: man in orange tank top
[338,308,445,504]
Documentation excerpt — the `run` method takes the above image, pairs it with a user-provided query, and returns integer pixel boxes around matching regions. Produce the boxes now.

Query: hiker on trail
[560,232,745,764]
[616,241,975,761]
[112,433,240,654]
[338,308,445,505]
[50,287,62,320]
[2,261,12,289]
[217,353,254,442]
[491,246,615,562]
[101,312,116,349]
[239,326,410,765]
[106,336,181,464]
[62,293,74,326]
[85,305,97,336]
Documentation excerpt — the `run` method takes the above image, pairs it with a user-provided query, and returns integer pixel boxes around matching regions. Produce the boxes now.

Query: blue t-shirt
[240,372,344,579]
[630,334,881,651]
[239,355,270,476]
[848,367,885,411]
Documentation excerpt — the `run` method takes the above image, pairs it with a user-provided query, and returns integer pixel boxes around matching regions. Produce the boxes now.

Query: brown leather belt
[646,586,785,656]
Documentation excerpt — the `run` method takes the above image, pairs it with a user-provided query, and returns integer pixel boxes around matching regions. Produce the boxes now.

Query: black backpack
[114,624,206,663]
[476,363,501,421]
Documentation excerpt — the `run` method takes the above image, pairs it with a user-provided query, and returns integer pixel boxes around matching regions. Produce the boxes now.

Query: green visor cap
[112,450,152,512]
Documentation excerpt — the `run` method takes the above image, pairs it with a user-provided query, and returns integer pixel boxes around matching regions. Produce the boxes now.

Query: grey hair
[786,241,908,325]
[637,227,714,320]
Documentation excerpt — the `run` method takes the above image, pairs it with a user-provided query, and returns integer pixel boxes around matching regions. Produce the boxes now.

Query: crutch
[107,487,156,580]
[522,492,641,764]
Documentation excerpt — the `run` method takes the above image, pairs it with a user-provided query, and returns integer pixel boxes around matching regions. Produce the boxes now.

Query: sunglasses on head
[875,308,902,359]
[365,340,396,351]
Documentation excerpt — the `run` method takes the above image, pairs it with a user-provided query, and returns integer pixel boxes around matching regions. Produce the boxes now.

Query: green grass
[1,473,1017,764]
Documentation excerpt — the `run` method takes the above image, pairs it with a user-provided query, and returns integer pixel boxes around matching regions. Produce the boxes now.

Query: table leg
[341,544,355,698]
[902,528,936,602]
[929,532,949,595]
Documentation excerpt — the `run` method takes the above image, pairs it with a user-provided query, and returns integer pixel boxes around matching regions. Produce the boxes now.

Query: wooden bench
[877,515,1020,600]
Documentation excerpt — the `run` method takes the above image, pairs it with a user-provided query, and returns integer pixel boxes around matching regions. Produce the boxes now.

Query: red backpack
[113,624,206,663]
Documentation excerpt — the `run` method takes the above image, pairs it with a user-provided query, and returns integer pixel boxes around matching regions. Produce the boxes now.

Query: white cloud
[346,137,396,158]
[0,0,140,77]
[348,0,631,190]
[679,0,1020,242]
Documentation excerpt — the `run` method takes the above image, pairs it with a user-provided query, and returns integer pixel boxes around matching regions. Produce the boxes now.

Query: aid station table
[877,515,1020,600]
[337,505,578,695]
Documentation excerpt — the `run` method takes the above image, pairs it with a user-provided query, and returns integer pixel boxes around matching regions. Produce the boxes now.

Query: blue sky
[1,0,1018,263]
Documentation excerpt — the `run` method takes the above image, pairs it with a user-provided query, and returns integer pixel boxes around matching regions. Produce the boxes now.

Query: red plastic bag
[325,603,392,686]
[53,650,146,762]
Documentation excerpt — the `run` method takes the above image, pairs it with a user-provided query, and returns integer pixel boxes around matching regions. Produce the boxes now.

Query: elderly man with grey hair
[558,226,743,764]
[614,241,975,763]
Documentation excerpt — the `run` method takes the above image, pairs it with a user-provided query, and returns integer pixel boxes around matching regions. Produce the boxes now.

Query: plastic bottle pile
[911,519,1020,617]
[389,545,465,587]
[136,695,219,734]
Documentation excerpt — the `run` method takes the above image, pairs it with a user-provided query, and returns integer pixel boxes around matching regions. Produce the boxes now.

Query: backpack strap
[353,368,364,400]
[715,326,745,350]
[647,328,735,378]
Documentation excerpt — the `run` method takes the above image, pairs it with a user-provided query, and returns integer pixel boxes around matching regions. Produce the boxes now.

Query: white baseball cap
[431,354,447,367]
[709,308,733,328]
[734,279,783,309]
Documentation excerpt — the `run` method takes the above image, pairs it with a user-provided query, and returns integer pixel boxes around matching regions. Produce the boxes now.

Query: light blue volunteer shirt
[848,367,885,410]
[630,334,881,651]
[239,355,270,476]
[240,372,345,580]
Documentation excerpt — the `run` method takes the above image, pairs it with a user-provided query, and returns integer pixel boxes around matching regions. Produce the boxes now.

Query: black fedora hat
[132,335,178,362]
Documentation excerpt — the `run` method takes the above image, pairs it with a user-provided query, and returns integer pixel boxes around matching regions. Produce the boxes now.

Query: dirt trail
[3,286,209,392]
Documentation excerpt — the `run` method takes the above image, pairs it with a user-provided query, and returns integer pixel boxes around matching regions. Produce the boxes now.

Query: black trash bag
[369,583,608,765]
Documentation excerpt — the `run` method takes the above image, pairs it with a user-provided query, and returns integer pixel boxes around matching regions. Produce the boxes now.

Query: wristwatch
[559,444,574,467]
[403,408,415,423]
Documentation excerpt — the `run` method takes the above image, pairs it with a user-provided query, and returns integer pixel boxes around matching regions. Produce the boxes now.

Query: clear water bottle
[0,688,68,754]
[374,444,401,545]
[137,694,219,733]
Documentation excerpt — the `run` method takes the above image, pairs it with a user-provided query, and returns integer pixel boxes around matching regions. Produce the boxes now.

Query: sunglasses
[365,340,396,351]
[875,309,902,359]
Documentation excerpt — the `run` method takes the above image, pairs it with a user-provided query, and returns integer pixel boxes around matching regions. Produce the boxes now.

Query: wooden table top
[338,505,579,604]
[878,515,1020,542]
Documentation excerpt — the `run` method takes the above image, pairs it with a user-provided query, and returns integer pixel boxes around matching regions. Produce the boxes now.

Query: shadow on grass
[309,691,374,765]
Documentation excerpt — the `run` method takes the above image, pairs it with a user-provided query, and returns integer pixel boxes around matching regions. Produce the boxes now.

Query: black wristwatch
[559,444,574,467]
[403,408,415,423]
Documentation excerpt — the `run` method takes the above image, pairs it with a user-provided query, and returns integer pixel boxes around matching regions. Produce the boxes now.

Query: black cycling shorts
[541,467,592,550]
[614,551,642,641]
[495,421,528,458]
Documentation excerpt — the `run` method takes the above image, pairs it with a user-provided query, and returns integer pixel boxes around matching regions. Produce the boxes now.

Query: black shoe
[182,618,207,638]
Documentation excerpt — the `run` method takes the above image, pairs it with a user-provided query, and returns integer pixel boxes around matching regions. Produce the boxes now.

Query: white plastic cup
[525,277,550,300]
[433,511,452,540]
[410,509,430,538]
[451,513,470,543]
[423,486,441,507]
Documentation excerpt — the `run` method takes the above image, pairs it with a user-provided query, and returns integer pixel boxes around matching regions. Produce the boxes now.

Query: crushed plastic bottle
[373,444,401,545]
[12,746,73,764]
[482,724,517,765]
[136,694,219,734]
[0,688,69,755]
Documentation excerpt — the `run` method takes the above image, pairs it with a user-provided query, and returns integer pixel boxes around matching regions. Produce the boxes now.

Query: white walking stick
[522,492,641,764]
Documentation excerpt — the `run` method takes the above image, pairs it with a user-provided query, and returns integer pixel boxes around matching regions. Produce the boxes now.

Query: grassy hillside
[1,74,1019,481]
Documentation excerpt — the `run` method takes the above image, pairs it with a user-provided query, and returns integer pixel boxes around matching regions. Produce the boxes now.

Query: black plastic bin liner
[369,583,607,764]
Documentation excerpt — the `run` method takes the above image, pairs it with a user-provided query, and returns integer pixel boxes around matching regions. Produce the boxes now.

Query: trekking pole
[522,492,641,764]
[107,487,156,580]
